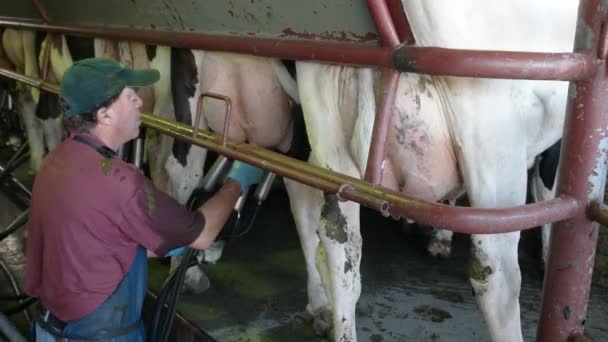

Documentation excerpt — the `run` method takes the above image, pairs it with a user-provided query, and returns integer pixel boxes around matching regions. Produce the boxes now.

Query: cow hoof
[427,238,452,258]
[182,266,211,294]
[310,308,333,337]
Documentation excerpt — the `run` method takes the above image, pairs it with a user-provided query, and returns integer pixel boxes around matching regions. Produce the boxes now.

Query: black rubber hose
[0,297,36,316]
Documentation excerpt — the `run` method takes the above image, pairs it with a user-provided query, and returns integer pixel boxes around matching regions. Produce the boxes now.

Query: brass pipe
[143,113,581,234]
[0,68,59,93]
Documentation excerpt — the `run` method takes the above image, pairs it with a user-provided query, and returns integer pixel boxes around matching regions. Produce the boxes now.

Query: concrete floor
[148,188,608,342]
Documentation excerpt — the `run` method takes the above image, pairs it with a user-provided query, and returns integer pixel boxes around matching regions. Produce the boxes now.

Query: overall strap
[72,135,116,159]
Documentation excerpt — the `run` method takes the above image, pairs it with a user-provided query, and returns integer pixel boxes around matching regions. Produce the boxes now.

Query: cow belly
[199,52,293,150]
[384,74,460,201]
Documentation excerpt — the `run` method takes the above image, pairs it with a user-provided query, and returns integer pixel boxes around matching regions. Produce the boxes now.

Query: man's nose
[135,94,143,108]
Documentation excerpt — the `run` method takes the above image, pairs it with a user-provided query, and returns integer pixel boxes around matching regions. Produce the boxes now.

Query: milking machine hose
[149,247,217,342]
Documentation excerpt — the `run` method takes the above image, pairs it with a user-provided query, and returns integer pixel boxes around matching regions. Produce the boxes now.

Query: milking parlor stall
[1,0,608,341]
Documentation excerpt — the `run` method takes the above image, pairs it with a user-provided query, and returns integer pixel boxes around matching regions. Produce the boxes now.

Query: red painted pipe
[364,69,399,185]
[394,46,597,81]
[367,0,400,48]
[0,17,595,81]
[384,0,415,44]
[0,17,393,69]
[538,1,608,340]
[364,0,400,185]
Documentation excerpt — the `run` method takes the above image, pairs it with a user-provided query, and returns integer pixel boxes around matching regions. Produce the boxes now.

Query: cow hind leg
[40,117,63,152]
[284,178,332,336]
[17,94,44,172]
[316,194,361,341]
[465,161,526,342]
[295,61,363,341]
[428,227,454,258]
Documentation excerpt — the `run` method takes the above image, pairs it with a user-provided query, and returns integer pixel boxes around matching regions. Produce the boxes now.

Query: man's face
[106,87,143,143]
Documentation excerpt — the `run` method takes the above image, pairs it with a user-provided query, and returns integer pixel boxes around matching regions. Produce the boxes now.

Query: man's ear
[96,107,113,125]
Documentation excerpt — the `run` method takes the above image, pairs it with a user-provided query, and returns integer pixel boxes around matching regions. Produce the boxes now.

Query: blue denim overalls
[35,246,148,341]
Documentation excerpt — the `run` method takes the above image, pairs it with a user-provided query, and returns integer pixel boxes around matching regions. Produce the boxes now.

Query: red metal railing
[0,1,606,340]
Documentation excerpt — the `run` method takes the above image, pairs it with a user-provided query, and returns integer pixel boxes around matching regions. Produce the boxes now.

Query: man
[24,57,264,341]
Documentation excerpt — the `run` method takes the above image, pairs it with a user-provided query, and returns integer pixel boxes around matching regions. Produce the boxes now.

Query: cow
[282,0,578,341]
[0,29,76,172]
[530,140,561,267]
[143,49,300,291]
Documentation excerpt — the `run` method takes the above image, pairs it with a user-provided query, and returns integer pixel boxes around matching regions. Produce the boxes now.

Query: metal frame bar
[538,1,607,339]
[0,1,606,339]
[0,16,595,81]
[364,0,400,185]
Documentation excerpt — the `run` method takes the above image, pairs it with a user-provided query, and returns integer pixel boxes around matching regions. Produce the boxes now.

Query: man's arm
[189,179,242,250]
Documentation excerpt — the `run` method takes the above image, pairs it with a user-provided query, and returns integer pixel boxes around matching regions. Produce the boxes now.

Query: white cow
[285,0,577,341]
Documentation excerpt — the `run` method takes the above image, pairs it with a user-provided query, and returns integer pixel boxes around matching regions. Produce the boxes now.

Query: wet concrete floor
[147,188,608,342]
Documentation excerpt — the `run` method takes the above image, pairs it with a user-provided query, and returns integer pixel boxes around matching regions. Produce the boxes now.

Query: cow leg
[530,151,558,267]
[317,193,361,341]
[457,110,526,342]
[284,179,332,335]
[428,227,454,258]
[16,93,44,172]
[40,117,63,151]
[296,61,363,341]
[13,30,44,173]
[469,192,524,342]
[170,49,211,293]
[469,232,522,342]
[428,196,461,258]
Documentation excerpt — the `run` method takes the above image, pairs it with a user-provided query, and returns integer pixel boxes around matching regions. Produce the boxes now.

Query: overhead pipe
[394,45,597,81]
[0,17,595,81]
[365,0,401,185]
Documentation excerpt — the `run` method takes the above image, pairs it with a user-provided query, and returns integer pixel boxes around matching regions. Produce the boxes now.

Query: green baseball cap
[60,57,160,117]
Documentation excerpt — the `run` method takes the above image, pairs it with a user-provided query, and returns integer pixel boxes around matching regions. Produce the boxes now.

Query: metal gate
[0,1,606,340]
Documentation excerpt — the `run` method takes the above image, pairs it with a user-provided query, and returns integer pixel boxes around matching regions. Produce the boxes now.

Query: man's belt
[37,305,140,341]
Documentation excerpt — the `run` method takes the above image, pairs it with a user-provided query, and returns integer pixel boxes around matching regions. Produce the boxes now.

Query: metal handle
[193,92,232,146]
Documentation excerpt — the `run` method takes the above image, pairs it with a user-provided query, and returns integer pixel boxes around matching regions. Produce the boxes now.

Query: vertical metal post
[365,0,401,185]
[537,1,608,340]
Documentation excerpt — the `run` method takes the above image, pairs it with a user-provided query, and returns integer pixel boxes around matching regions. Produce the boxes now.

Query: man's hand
[226,161,265,192]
